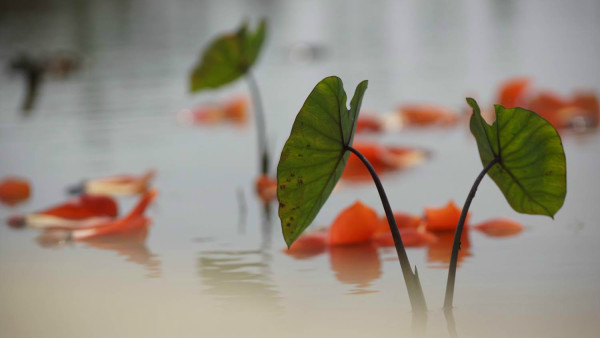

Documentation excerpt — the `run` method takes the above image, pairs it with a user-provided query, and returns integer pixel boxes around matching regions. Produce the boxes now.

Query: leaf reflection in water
[35,227,161,278]
[197,249,281,311]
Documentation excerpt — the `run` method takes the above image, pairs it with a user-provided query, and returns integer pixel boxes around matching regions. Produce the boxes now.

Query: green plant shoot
[189,20,266,91]
[277,76,426,312]
[444,98,567,309]
[189,19,271,175]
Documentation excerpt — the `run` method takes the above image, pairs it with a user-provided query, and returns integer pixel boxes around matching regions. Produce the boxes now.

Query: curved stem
[246,72,269,175]
[347,145,427,312]
[443,156,500,309]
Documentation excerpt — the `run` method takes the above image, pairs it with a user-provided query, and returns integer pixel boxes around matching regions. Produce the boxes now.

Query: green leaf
[189,19,266,92]
[277,76,368,247]
[468,98,567,217]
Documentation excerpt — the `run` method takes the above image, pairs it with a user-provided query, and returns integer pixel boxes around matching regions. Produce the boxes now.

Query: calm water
[1,0,599,337]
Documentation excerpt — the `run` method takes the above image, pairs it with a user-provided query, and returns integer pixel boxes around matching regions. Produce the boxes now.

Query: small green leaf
[468,98,567,217]
[189,19,266,92]
[277,76,368,247]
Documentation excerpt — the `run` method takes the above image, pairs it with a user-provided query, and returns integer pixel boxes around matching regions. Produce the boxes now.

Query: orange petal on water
[255,175,277,203]
[373,228,437,248]
[40,195,118,220]
[329,201,379,246]
[527,91,571,129]
[177,96,248,125]
[376,212,422,234]
[397,104,459,126]
[342,142,387,181]
[497,77,531,108]
[568,91,600,129]
[341,142,427,181]
[18,194,120,229]
[0,177,31,206]
[84,169,156,196]
[474,218,524,237]
[356,114,383,133]
[284,232,328,259]
[424,200,469,232]
[222,96,248,123]
[378,146,428,169]
[70,189,157,240]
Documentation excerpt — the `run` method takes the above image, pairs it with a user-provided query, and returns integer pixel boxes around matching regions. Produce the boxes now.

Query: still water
[1,0,599,337]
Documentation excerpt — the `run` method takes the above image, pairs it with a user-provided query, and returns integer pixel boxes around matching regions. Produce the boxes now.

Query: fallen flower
[177,96,248,125]
[329,201,379,246]
[424,200,469,232]
[397,103,459,127]
[8,194,118,229]
[255,174,277,203]
[284,232,328,259]
[373,228,437,248]
[495,77,599,131]
[355,114,383,133]
[72,170,156,196]
[376,211,422,233]
[497,77,531,108]
[474,218,524,237]
[42,189,157,240]
[342,142,428,181]
[0,177,31,206]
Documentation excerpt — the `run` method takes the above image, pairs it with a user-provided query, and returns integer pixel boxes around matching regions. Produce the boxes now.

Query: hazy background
[1,0,599,337]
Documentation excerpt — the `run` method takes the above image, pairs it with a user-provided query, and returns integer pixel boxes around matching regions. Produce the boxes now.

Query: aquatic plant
[276,76,427,312]
[444,98,567,309]
[189,19,270,175]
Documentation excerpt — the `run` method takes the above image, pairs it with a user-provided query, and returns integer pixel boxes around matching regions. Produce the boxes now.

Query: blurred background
[0,0,599,337]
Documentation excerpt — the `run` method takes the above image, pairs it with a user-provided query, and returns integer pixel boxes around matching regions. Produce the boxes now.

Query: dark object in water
[9,51,80,111]
[9,53,44,111]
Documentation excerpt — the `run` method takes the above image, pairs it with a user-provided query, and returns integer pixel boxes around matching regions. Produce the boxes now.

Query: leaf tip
[465,97,479,109]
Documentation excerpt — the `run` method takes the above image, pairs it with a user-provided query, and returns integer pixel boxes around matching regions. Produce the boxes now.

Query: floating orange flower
[376,211,422,234]
[284,232,328,259]
[177,96,248,125]
[79,170,156,196]
[474,218,524,237]
[329,201,379,246]
[397,104,459,126]
[342,142,427,181]
[497,77,531,108]
[373,228,437,248]
[70,189,157,240]
[255,174,277,203]
[355,114,383,133]
[494,78,599,130]
[8,195,118,229]
[0,177,31,206]
[423,200,469,232]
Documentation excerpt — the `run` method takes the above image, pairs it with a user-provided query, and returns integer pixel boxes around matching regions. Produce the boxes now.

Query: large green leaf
[468,98,566,217]
[277,76,368,247]
[189,19,266,92]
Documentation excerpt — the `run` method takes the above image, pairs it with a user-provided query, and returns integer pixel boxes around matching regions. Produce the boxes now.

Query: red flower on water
[474,218,524,237]
[0,177,31,206]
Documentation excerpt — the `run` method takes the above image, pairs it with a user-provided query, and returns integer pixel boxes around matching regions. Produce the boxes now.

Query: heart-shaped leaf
[189,19,266,92]
[468,98,566,217]
[277,76,368,247]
